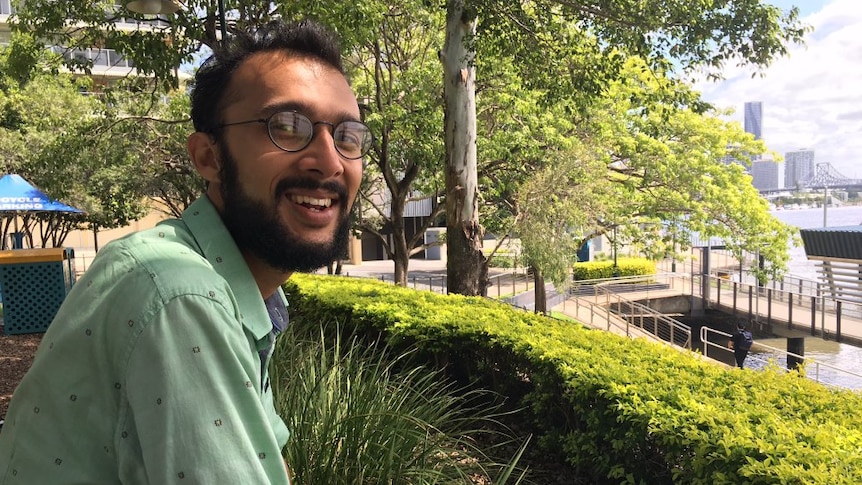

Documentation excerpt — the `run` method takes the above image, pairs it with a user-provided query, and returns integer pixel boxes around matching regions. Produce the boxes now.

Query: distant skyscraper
[744,102,763,140]
[785,149,815,189]
[751,156,780,192]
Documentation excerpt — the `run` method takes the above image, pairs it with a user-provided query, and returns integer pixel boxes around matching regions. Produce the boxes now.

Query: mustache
[275,178,349,203]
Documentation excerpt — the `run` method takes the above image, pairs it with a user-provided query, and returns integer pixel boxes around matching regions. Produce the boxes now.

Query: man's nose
[297,125,344,178]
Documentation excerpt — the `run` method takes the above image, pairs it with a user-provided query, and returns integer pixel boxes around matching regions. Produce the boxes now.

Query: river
[771,204,862,281]
[747,205,862,390]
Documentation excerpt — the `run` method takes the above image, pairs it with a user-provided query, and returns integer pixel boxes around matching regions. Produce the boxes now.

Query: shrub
[282,274,862,484]
[488,254,518,268]
[272,325,528,484]
[572,257,656,280]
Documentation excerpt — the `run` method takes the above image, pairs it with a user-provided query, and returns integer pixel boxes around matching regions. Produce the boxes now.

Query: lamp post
[612,225,619,278]
[126,0,227,43]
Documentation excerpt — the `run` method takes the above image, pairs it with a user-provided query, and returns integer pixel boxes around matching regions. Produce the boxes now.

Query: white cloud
[695,0,862,179]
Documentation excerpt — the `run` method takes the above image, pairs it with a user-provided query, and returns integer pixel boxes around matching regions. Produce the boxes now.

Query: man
[0,19,370,484]
[729,322,754,369]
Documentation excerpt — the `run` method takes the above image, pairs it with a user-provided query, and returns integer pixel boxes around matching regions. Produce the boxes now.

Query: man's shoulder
[91,221,221,289]
[103,219,198,261]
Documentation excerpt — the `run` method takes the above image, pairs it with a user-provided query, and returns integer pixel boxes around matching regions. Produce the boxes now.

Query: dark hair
[189,19,344,134]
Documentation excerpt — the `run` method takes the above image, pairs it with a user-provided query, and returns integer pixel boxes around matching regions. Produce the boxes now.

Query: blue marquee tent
[0,174,83,214]
[0,174,84,249]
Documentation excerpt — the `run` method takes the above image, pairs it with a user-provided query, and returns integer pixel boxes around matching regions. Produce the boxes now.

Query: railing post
[811,296,817,336]
[837,300,843,342]
[748,285,753,322]
[733,282,738,315]
[788,293,793,330]
[717,277,721,306]
[767,288,773,325]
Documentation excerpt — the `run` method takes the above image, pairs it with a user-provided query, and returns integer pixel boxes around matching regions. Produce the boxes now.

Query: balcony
[1,3,168,29]
[49,45,136,78]
[0,0,15,16]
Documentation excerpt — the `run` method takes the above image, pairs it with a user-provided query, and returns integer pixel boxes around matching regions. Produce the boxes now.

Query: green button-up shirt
[0,196,291,484]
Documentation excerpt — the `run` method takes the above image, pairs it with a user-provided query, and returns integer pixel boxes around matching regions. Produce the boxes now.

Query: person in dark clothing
[729,322,754,368]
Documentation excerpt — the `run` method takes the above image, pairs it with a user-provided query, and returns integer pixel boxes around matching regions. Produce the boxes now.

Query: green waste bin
[0,248,76,335]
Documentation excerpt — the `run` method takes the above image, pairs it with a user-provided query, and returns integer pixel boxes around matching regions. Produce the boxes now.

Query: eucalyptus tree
[439,0,808,295]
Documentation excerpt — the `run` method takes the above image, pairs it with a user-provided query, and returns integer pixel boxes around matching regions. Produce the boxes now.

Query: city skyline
[695,0,862,179]
[744,101,763,141]
[785,149,815,188]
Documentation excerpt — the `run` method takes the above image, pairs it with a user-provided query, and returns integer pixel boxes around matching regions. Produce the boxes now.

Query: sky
[694,0,862,179]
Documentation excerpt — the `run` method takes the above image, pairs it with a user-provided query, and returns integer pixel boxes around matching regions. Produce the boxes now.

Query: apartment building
[1,2,178,86]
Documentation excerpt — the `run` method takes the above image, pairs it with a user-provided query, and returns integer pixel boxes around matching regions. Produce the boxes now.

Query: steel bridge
[799,163,862,190]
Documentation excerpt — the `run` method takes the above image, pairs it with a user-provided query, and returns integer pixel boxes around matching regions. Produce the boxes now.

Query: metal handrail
[565,297,634,337]
[697,274,862,340]
[587,276,693,350]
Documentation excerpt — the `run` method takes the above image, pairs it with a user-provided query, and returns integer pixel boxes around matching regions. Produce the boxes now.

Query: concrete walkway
[327,259,862,349]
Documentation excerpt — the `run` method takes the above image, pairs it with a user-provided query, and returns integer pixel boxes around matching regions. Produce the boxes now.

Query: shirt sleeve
[121,293,290,484]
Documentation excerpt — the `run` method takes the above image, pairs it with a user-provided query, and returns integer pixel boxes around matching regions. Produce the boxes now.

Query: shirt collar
[178,195,285,341]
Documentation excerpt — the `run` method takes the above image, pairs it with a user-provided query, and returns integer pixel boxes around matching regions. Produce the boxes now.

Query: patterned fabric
[0,196,291,484]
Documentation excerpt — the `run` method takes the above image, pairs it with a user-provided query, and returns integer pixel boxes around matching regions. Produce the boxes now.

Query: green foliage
[572,258,657,281]
[488,253,518,269]
[284,275,862,483]
[0,38,200,245]
[513,144,614,288]
[272,326,527,484]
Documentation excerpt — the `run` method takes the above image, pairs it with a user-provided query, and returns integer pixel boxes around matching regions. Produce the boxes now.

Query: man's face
[212,52,363,273]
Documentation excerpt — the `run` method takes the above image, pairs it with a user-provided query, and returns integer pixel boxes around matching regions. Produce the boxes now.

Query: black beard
[217,144,351,273]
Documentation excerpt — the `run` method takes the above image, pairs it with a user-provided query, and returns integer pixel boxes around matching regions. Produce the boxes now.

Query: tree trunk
[391,222,410,287]
[443,1,486,296]
[533,267,547,315]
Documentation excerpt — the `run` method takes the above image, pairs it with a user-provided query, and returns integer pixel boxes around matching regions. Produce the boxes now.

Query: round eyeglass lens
[268,112,313,152]
[266,112,371,159]
[332,121,372,159]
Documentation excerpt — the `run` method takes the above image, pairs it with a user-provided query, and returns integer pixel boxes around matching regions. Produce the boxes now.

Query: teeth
[290,194,333,208]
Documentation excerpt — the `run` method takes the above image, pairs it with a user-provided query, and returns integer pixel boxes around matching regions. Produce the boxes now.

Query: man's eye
[272,123,301,134]
[335,130,361,145]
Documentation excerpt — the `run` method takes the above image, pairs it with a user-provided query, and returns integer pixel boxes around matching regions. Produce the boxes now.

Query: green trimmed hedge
[573,257,656,280]
[282,274,862,484]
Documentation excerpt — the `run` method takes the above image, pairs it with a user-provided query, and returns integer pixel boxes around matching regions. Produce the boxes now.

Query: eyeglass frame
[217,110,373,160]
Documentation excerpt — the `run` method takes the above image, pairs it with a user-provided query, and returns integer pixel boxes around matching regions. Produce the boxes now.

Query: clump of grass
[271,327,528,484]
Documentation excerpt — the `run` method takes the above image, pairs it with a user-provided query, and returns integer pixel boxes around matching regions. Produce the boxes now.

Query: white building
[751,155,781,192]
[784,149,815,190]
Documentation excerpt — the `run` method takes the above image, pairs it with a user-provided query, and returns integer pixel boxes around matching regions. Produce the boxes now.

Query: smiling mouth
[289,194,334,210]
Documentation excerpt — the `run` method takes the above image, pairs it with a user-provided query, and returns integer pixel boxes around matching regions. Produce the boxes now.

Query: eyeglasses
[219,111,372,160]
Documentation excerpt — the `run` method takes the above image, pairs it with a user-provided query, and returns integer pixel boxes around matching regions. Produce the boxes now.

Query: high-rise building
[751,155,780,192]
[784,149,815,189]
[744,102,763,140]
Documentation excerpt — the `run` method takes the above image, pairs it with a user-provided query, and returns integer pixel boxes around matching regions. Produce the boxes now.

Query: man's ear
[187,132,222,184]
